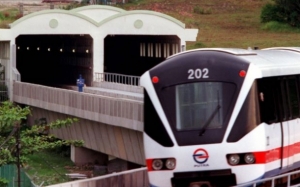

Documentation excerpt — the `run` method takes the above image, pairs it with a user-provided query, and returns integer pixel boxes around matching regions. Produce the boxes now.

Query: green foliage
[194,42,206,48]
[260,3,285,23]
[0,148,14,165]
[25,150,75,185]
[61,1,89,10]
[0,13,4,21]
[193,6,212,15]
[289,10,299,26]
[0,178,8,187]
[0,101,30,133]
[261,0,300,27]
[20,118,83,156]
[0,101,83,167]
[0,8,21,21]
[261,21,300,32]
[187,42,206,50]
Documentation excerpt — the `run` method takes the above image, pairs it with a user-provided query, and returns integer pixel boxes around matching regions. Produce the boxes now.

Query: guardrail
[46,167,148,187]
[12,67,21,82]
[0,80,9,102]
[13,81,145,165]
[235,169,300,187]
[0,164,37,187]
[13,81,143,131]
[94,72,140,86]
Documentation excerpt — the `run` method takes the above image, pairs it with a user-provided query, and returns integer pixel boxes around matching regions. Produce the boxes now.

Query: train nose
[189,182,212,187]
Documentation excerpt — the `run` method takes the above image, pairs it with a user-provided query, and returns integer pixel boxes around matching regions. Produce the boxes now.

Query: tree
[0,101,83,186]
[261,0,300,27]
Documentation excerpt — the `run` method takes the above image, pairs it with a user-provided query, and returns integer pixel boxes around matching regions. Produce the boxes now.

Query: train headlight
[165,158,176,170]
[244,153,255,164]
[152,159,163,170]
[228,154,240,165]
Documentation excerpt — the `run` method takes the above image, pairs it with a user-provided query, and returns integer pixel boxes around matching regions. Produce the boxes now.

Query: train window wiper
[199,104,221,136]
[199,91,221,136]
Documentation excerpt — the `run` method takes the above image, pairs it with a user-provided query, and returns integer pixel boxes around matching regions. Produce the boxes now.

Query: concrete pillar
[91,34,104,75]
[71,145,108,166]
[107,155,141,174]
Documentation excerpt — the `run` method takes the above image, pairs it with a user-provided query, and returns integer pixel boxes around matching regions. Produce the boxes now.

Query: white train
[140,47,300,187]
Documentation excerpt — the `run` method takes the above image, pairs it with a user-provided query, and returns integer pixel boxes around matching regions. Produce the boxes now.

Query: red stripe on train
[254,142,300,164]
[145,142,300,170]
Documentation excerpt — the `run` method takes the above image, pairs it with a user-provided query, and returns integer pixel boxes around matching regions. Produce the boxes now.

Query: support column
[71,145,108,166]
[91,34,104,75]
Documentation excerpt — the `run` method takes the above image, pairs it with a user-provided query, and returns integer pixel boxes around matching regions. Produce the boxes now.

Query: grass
[261,21,300,32]
[23,150,75,186]
[0,7,21,28]
[2,0,300,48]
[117,0,300,49]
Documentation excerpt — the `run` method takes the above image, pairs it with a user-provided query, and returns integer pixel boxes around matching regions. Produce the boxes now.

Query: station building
[0,5,199,170]
[0,5,198,93]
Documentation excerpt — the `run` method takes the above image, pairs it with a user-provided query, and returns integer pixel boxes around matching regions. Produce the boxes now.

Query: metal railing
[94,72,140,86]
[13,81,144,131]
[235,169,300,187]
[46,167,148,187]
[0,80,9,102]
[12,67,21,81]
[0,164,36,187]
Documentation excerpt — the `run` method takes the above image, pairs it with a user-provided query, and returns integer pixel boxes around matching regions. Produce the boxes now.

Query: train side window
[227,81,261,142]
[280,79,290,120]
[257,78,278,124]
[143,90,174,147]
[287,77,300,119]
[274,79,284,122]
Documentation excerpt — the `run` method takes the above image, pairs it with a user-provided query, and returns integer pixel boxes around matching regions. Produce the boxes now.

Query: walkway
[13,80,145,165]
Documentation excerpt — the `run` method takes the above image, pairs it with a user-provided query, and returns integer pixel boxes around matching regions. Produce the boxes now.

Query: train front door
[257,77,300,170]
[281,120,296,168]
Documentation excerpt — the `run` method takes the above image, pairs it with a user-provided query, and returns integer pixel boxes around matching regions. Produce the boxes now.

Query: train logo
[193,148,209,164]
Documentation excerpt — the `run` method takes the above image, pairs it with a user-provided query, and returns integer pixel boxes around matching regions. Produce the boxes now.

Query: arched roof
[10,9,99,28]
[10,5,185,28]
[98,10,185,28]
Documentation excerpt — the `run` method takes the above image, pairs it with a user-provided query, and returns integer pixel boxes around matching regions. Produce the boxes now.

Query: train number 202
[188,68,209,79]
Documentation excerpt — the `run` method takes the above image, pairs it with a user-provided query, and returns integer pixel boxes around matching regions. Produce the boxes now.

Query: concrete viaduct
[0,4,198,171]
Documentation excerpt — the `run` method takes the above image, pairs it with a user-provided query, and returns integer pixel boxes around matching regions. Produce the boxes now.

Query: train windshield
[157,80,237,145]
[175,82,235,131]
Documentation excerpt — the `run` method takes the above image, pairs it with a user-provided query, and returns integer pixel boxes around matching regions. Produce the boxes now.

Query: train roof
[168,47,300,78]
